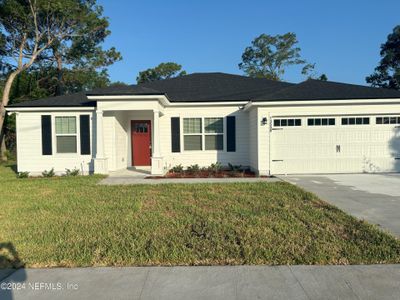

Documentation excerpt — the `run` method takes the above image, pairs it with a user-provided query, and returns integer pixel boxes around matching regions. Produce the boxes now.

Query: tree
[0,67,115,157]
[238,33,307,80]
[39,4,121,95]
[301,63,328,81]
[319,74,328,81]
[366,25,400,90]
[0,0,120,160]
[137,62,186,83]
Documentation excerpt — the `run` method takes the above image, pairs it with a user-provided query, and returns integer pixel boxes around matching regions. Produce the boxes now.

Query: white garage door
[270,115,400,174]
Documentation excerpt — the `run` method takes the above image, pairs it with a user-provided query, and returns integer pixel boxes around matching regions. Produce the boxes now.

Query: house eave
[5,106,96,112]
[243,98,400,111]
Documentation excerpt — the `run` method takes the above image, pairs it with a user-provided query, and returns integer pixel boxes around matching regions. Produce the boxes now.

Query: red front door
[131,120,151,166]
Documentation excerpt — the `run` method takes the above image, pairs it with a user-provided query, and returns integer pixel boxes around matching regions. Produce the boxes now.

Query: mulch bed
[146,169,256,179]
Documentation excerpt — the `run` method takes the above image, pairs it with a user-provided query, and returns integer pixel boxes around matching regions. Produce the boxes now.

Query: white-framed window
[183,117,224,151]
[341,117,369,125]
[307,118,335,126]
[204,118,223,150]
[376,116,400,125]
[55,116,77,153]
[273,118,301,127]
[183,118,202,150]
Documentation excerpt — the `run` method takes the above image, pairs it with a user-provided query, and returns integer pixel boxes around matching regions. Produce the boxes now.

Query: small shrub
[170,164,184,173]
[228,163,242,172]
[17,171,29,179]
[42,168,55,177]
[65,168,80,176]
[208,162,222,173]
[186,164,200,173]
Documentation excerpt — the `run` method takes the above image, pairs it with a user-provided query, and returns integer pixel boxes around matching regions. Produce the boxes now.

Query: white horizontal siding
[248,108,258,172]
[160,106,250,170]
[15,99,400,176]
[103,113,115,170]
[16,111,94,175]
[115,112,128,170]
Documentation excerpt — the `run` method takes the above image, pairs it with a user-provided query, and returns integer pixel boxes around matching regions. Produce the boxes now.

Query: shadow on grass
[0,242,26,300]
[0,161,17,175]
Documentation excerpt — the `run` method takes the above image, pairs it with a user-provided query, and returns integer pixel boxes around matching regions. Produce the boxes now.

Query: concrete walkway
[1,265,400,299]
[99,168,281,185]
[100,176,279,185]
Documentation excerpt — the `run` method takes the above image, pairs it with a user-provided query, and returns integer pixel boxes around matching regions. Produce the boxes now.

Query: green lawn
[1,162,400,268]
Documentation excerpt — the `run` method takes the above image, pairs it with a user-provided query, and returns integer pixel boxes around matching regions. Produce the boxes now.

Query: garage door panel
[270,119,400,174]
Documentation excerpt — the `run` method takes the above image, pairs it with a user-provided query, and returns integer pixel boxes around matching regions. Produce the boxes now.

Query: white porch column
[151,110,164,175]
[93,109,108,174]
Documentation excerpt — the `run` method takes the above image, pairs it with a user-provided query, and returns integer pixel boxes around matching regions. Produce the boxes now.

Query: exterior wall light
[261,117,268,125]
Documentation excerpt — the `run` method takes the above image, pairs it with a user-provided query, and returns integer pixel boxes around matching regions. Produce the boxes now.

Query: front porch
[92,107,164,176]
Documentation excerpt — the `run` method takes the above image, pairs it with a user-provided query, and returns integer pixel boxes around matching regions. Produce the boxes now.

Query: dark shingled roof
[137,73,294,101]
[7,73,400,108]
[254,79,400,101]
[8,92,95,107]
[87,85,162,96]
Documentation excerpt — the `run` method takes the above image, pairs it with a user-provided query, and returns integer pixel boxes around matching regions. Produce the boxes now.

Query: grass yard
[1,163,400,268]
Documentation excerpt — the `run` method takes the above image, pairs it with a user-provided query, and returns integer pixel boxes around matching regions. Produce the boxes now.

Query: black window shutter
[171,117,181,152]
[80,115,91,155]
[226,116,236,152]
[41,115,52,155]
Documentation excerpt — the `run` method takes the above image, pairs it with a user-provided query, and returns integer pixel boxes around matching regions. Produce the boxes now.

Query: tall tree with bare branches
[0,0,121,160]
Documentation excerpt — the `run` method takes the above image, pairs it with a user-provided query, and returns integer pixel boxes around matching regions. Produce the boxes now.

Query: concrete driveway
[282,173,400,237]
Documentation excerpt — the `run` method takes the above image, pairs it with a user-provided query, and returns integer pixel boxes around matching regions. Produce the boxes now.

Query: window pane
[184,135,202,150]
[376,117,383,124]
[205,118,223,133]
[349,118,355,125]
[356,118,362,125]
[315,118,321,126]
[390,117,396,124]
[363,117,370,125]
[281,119,287,126]
[384,117,389,124]
[135,123,148,133]
[205,135,223,150]
[183,118,202,134]
[397,117,400,124]
[295,119,301,126]
[274,119,280,127]
[57,136,77,153]
[56,117,76,134]
[329,118,335,125]
[288,119,294,126]
[322,118,328,126]
[342,118,348,125]
[308,119,314,126]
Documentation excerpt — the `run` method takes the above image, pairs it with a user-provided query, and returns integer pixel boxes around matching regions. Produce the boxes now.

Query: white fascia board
[6,106,95,112]
[168,101,248,107]
[87,95,170,106]
[87,94,248,107]
[244,98,400,110]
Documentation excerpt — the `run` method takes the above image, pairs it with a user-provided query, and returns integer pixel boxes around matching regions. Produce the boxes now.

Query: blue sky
[98,0,400,85]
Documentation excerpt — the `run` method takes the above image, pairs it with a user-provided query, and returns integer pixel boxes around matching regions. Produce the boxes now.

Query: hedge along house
[6,72,400,176]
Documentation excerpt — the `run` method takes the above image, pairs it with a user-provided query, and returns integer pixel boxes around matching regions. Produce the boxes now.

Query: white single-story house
[6,72,400,176]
